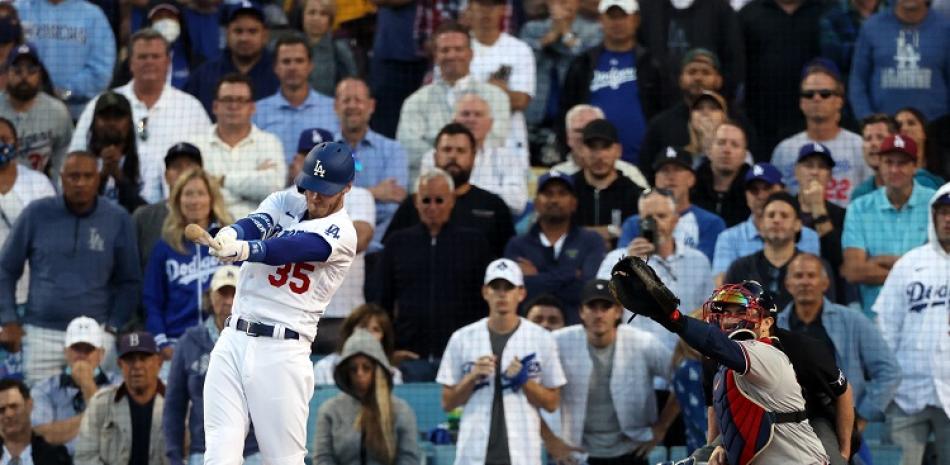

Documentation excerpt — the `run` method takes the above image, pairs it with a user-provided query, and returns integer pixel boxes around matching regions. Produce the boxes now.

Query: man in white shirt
[467,0,536,155]
[770,60,868,207]
[189,73,285,218]
[544,279,676,465]
[873,184,950,465]
[421,93,527,214]
[438,258,566,465]
[397,22,511,184]
[69,28,211,203]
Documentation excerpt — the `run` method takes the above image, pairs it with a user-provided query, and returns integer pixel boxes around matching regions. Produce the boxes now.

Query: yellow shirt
[333,0,376,27]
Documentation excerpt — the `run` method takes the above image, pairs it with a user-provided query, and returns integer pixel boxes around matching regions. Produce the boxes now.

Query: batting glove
[213,226,238,249]
[211,240,249,263]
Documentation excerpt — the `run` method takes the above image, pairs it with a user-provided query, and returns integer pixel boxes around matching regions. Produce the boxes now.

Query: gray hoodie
[314,329,421,465]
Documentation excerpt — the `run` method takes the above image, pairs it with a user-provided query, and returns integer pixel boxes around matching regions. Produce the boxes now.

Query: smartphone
[493,65,512,82]
[639,216,658,248]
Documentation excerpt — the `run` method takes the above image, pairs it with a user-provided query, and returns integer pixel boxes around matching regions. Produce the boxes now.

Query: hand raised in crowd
[627,237,656,260]
[371,178,407,203]
[69,358,96,390]
[517,257,539,276]
[99,145,124,181]
[800,179,827,213]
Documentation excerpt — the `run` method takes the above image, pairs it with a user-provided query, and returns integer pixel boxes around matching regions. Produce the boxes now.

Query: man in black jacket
[383,123,514,256]
[377,168,492,382]
[0,379,72,465]
[691,121,752,226]
[558,0,665,165]
[571,119,643,248]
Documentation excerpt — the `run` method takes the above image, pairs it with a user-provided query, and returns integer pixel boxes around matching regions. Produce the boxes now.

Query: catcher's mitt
[608,256,685,332]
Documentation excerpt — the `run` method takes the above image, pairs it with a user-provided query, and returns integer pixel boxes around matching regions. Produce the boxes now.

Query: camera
[639,216,658,247]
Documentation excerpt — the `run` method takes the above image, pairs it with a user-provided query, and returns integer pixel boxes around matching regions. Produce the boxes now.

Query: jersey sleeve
[303,212,358,263]
[436,332,464,387]
[737,341,790,390]
[538,331,567,388]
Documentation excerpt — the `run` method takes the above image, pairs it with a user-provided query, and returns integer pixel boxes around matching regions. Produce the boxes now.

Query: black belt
[770,410,808,423]
[226,317,299,340]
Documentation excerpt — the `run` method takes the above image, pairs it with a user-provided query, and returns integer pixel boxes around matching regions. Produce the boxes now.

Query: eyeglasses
[800,89,838,99]
[136,117,149,142]
[421,196,446,205]
[216,96,252,105]
[639,187,675,200]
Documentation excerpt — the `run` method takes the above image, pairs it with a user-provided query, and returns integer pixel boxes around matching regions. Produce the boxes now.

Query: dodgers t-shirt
[588,51,646,164]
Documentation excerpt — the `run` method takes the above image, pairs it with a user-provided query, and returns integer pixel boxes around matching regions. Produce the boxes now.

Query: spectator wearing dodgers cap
[504,171,606,323]
[30,316,118,453]
[437,257,566,465]
[842,134,937,315]
[164,265,262,465]
[76,331,167,465]
[559,0,665,166]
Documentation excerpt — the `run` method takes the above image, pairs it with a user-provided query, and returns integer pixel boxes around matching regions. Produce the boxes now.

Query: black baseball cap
[653,146,694,172]
[164,142,203,167]
[117,332,159,358]
[582,119,619,146]
[93,91,132,117]
[581,279,618,306]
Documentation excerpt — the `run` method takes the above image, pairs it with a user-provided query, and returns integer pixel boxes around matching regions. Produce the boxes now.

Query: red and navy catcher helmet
[702,280,776,340]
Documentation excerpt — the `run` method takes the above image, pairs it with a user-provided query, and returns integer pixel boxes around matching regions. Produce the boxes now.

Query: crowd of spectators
[0,0,948,463]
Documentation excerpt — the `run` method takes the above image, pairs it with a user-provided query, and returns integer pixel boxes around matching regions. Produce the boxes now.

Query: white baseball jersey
[232,190,357,341]
[436,318,567,465]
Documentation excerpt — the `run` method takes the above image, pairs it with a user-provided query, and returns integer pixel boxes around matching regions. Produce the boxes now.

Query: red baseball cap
[878,134,918,161]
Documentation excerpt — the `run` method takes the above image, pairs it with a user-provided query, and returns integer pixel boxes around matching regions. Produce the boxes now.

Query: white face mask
[670,0,696,9]
[152,18,181,44]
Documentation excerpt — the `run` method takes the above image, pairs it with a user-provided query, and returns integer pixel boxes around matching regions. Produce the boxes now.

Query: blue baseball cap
[224,0,264,25]
[295,141,355,196]
[537,171,575,195]
[934,192,950,206]
[117,332,158,358]
[297,127,335,154]
[796,142,836,168]
[4,42,41,68]
[744,162,783,188]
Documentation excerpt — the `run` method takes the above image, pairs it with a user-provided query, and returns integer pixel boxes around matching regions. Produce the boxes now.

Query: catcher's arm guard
[608,256,686,333]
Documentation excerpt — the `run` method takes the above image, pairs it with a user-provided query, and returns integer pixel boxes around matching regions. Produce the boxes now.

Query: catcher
[609,257,829,465]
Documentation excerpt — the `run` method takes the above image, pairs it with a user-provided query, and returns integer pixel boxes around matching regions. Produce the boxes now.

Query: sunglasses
[421,196,447,205]
[800,89,838,99]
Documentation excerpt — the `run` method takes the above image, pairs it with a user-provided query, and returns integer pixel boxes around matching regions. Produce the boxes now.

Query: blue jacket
[17,0,116,103]
[849,9,950,120]
[504,223,605,323]
[184,49,279,116]
[0,196,140,330]
[778,298,901,421]
[163,322,258,465]
[618,205,726,261]
[143,238,223,346]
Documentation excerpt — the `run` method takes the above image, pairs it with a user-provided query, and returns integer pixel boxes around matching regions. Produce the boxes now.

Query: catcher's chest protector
[713,341,777,465]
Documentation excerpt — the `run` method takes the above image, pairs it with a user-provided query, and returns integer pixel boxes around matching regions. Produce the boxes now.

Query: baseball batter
[609,259,828,465]
[200,141,357,465]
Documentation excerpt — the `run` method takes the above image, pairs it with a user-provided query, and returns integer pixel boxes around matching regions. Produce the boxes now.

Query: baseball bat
[185,223,221,251]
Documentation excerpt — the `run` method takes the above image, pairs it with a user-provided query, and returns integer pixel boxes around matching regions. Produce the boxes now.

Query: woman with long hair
[143,167,233,361]
[87,91,147,213]
[314,329,421,465]
[313,304,404,385]
[894,107,947,183]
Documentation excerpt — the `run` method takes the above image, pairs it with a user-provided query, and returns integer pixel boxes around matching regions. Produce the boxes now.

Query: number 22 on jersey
[268,263,315,294]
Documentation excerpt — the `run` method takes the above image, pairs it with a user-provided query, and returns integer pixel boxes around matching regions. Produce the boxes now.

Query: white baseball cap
[64,316,103,349]
[484,258,524,287]
[599,0,639,13]
[210,265,240,292]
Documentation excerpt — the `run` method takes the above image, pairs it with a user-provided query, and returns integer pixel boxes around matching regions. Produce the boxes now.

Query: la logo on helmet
[313,160,326,177]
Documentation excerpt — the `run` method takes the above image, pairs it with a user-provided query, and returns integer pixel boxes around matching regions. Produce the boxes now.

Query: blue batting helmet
[295,141,355,195]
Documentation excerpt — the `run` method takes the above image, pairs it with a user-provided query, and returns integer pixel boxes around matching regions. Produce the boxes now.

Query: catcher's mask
[702,280,775,340]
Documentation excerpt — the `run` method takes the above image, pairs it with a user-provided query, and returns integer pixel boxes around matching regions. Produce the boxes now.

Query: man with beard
[385,123,514,256]
[184,2,279,116]
[0,43,74,184]
[505,171,605,323]
[333,77,408,251]
[420,93,528,214]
